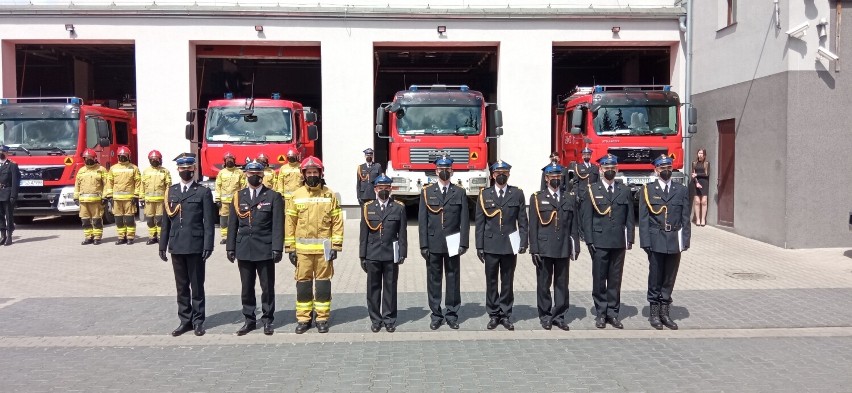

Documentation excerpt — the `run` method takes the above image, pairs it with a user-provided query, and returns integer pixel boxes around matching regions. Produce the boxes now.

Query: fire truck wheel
[13,216,34,225]
[103,209,116,225]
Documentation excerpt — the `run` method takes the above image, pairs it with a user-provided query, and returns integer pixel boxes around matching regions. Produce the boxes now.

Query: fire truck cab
[375,84,503,205]
[0,97,137,223]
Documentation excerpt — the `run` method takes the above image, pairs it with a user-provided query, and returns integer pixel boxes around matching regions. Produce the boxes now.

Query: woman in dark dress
[691,148,710,226]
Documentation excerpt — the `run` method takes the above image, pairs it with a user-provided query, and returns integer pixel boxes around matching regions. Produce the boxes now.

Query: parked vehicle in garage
[0,96,137,223]
[186,93,318,195]
[375,84,503,205]
[554,85,697,194]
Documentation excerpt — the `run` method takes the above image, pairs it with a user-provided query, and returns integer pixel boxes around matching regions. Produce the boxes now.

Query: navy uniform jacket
[639,181,691,254]
[475,185,528,255]
[356,162,382,201]
[359,199,408,261]
[581,181,635,249]
[226,185,284,261]
[571,161,600,188]
[528,190,580,259]
[418,183,470,253]
[0,159,20,201]
[160,182,216,255]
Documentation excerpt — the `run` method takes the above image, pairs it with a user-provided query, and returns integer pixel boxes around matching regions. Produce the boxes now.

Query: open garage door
[194,44,322,157]
[373,44,498,167]
[16,43,135,101]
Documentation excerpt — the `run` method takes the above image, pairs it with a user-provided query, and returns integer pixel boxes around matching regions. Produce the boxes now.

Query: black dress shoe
[487,317,500,330]
[115,238,127,245]
[541,320,552,330]
[385,324,396,333]
[429,320,443,330]
[316,321,329,333]
[236,321,257,336]
[370,322,383,333]
[295,322,311,334]
[500,318,514,331]
[606,317,624,329]
[595,316,606,329]
[81,238,94,245]
[146,238,158,245]
[554,321,570,331]
[193,323,205,336]
[171,323,193,337]
[263,322,274,336]
[447,320,460,330]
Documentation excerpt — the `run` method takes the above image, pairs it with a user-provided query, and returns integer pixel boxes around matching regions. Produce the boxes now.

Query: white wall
[0,16,682,205]
[11,0,680,8]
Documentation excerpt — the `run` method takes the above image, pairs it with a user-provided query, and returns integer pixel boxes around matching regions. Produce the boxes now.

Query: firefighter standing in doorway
[141,150,171,245]
[74,149,108,245]
[106,146,142,245]
[215,152,245,244]
[285,156,343,334]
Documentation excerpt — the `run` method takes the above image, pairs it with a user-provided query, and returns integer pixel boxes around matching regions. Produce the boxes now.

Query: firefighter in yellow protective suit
[105,146,142,245]
[285,156,343,334]
[74,149,108,245]
[141,150,171,245]
[275,149,302,200]
[255,153,277,190]
[215,151,245,244]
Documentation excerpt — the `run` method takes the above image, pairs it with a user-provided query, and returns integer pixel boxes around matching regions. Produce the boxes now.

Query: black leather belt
[651,223,682,232]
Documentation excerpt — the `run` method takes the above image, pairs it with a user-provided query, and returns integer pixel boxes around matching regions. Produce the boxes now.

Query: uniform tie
[552,192,558,202]
[182,185,188,194]
[608,185,613,195]
[664,184,669,195]
[442,186,447,195]
[499,189,505,199]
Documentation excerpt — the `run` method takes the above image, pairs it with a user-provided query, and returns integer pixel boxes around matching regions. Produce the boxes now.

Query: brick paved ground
[0,216,851,391]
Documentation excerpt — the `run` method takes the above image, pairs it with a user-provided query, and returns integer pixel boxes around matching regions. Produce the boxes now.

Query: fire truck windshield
[592,105,678,136]
[0,119,80,155]
[206,107,293,143]
[395,105,481,136]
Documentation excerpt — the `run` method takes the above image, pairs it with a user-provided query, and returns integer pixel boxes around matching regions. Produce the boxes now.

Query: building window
[718,0,737,30]
[727,0,737,26]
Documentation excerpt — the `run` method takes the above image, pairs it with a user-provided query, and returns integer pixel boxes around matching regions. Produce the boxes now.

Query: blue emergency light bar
[408,84,471,92]
[271,92,281,100]
[224,92,234,99]
[593,85,672,93]
[0,97,84,105]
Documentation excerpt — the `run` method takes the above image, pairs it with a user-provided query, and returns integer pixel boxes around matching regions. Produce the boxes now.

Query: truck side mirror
[96,120,110,140]
[688,106,698,125]
[304,111,317,123]
[494,127,503,136]
[570,126,582,135]
[570,108,584,132]
[375,107,385,126]
[688,124,698,134]
[307,125,318,141]
[493,109,503,128]
[375,124,384,136]
[98,138,110,148]
[186,111,195,122]
[185,124,195,141]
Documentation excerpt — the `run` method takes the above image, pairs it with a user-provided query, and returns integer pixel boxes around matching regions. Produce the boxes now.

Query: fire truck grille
[409,148,470,164]
[607,147,669,164]
[19,166,65,181]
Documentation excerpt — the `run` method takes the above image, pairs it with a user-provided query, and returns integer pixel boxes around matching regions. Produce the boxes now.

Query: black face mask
[305,176,321,187]
[377,189,390,200]
[366,156,373,163]
[247,175,263,187]
[583,156,590,163]
[224,160,235,168]
[0,153,6,160]
[551,158,558,164]
[179,170,194,181]
[288,157,298,163]
[118,156,129,163]
[85,159,96,166]
[438,170,451,181]
[548,179,561,189]
[149,160,161,168]
[659,170,673,181]
[603,170,616,181]
[495,174,508,186]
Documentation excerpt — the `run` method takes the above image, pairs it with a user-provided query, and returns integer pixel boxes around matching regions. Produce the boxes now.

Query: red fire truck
[0,97,137,223]
[375,84,503,205]
[555,85,696,191]
[186,93,318,188]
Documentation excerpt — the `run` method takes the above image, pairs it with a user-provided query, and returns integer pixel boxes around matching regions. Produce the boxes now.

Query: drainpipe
[683,0,693,177]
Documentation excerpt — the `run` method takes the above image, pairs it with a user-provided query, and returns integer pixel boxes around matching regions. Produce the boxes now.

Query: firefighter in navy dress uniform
[529,164,580,331]
[475,160,528,331]
[640,155,691,330]
[581,154,635,329]
[359,174,407,333]
[356,148,382,205]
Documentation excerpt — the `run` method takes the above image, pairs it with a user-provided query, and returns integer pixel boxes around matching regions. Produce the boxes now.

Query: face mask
[85,159,96,166]
[305,176,321,187]
[551,158,558,164]
[179,170,194,181]
[438,170,451,181]
[495,174,508,186]
[288,157,298,163]
[366,156,373,163]
[549,179,560,189]
[0,153,6,160]
[225,160,235,168]
[149,160,161,168]
[247,175,262,187]
[659,170,672,181]
[583,156,590,163]
[378,189,390,200]
[119,156,129,163]
[603,170,616,181]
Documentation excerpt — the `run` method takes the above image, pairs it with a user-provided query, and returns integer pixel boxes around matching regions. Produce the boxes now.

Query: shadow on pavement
[843,250,852,259]
[330,305,369,325]
[397,306,429,327]
[9,235,59,244]
[457,302,486,324]
[641,305,690,322]
[565,304,588,324]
